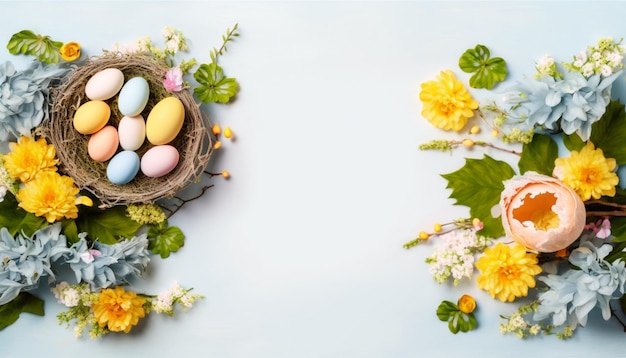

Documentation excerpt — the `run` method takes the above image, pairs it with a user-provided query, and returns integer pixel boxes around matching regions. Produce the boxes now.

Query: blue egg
[106,150,140,185]
[117,77,149,116]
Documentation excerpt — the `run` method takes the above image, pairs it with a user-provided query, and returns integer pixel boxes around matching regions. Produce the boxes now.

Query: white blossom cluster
[425,229,491,285]
[534,54,558,79]
[52,282,91,308]
[151,281,202,315]
[569,37,625,77]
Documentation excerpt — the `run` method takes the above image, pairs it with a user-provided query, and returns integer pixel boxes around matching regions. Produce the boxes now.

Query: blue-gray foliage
[505,71,621,141]
[0,223,69,305]
[533,240,626,328]
[0,61,69,140]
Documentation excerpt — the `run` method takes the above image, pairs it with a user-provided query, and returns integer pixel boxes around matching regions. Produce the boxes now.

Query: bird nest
[42,52,213,207]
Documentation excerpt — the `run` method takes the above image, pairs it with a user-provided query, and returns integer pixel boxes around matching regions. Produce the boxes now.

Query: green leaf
[436,300,477,334]
[193,63,238,104]
[441,155,516,238]
[0,293,44,331]
[0,193,47,236]
[147,220,185,258]
[436,300,458,321]
[459,44,507,89]
[518,133,558,175]
[563,100,626,164]
[61,219,79,244]
[75,206,141,245]
[6,30,63,64]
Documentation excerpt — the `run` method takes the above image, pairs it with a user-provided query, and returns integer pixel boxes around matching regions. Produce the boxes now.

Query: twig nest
[43,52,213,207]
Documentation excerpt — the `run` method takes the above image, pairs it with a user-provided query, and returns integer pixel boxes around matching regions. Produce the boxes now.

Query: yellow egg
[146,97,185,145]
[73,100,111,134]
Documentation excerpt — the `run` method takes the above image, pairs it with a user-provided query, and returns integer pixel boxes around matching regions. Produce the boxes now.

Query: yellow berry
[433,223,442,232]
[470,125,480,134]
[224,126,233,139]
[492,129,499,137]
[418,231,430,240]
[212,124,222,135]
[214,141,222,149]
[221,170,230,179]
[462,139,474,147]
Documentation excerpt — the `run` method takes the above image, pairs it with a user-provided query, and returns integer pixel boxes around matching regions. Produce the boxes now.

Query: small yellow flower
[419,70,478,132]
[16,171,91,223]
[93,286,146,333]
[126,203,166,225]
[60,41,81,61]
[457,294,476,314]
[3,136,58,183]
[553,142,618,201]
[476,243,542,302]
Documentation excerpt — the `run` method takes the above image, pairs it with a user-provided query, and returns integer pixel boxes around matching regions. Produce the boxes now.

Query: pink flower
[585,218,611,239]
[163,67,184,92]
[499,172,586,253]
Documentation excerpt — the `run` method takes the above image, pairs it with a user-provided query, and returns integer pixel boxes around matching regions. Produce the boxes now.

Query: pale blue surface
[3,1,626,357]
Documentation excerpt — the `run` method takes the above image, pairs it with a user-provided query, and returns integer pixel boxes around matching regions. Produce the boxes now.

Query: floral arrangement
[407,37,626,338]
[0,26,239,338]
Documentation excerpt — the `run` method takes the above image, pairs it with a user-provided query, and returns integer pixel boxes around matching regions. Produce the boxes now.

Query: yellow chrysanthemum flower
[3,136,58,183]
[476,243,542,302]
[419,70,478,131]
[16,171,92,223]
[553,142,618,201]
[93,286,146,333]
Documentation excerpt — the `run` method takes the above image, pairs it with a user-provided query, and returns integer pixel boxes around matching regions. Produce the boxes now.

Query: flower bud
[457,294,476,314]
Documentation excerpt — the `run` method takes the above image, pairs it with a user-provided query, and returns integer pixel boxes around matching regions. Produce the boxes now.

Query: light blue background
[3,1,626,357]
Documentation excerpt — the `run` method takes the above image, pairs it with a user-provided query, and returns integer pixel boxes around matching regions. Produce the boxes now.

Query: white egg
[85,68,124,101]
[118,115,146,151]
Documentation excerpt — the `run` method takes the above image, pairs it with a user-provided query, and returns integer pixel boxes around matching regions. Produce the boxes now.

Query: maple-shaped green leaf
[75,205,141,245]
[147,220,185,259]
[518,133,558,175]
[441,155,516,238]
[563,99,626,165]
[459,44,507,89]
[193,62,238,104]
[0,293,44,331]
[6,30,63,64]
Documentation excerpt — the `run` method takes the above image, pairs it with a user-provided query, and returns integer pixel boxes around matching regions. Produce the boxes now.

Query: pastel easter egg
[88,125,119,162]
[140,145,179,177]
[118,115,146,151]
[145,96,184,145]
[85,68,124,100]
[106,150,140,185]
[118,77,150,116]
[73,100,111,134]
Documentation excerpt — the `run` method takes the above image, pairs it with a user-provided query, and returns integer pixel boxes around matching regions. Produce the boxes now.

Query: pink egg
[140,145,179,177]
[88,125,119,162]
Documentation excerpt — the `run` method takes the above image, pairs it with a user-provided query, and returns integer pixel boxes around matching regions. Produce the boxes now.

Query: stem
[585,200,626,217]
[211,23,239,64]
[586,200,626,210]
[446,140,521,156]
[586,211,626,217]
